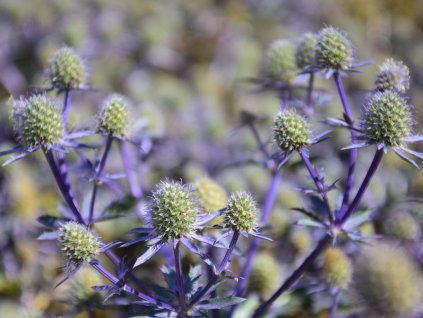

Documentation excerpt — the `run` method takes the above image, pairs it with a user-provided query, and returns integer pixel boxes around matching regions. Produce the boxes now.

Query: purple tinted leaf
[133,242,164,268]
[191,233,227,249]
[2,151,32,166]
[404,135,423,143]
[196,210,224,226]
[0,146,25,157]
[400,146,423,159]
[100,241,122,252]
[341,143,369,150]
[196,297,245,310]
[250,232,272,241]
[394,148,419,169]
[37,231,59,240]
[181,239,214,267]
[121,234,157,247]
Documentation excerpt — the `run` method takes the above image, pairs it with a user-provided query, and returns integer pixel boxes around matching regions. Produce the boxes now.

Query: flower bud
[273,110,312,152]
[264,40,297,84]
[322,247,352,289]
[354,243,421,318]
[224,191,257,233]
[375,58,410,94]
[151,181,198,241]
[49,47,85,89]
[192,177,227,213]
[315,26,353,70]
[97,94,129,137]
[248,253,280,297]
[12,95,63,148]
[361,91,412,147]
[59,222,100,265]
[295,33,317,70]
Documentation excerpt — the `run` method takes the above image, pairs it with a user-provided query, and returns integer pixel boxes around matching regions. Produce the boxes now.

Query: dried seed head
[273,110,312,152]
[295,33,317,70]
[322,247,352,289]
[97,94,129,137]
[49,47,85,89]
[384,211,420,241]
[12,95,63,148]
[192,177,227,213]
[375,58,410,94]
[224,191,257,233]
[264,40,297,84]
[354,243,421,318]
[361,91,413,147]
[248,253,280,297]
[315,26,354,70]
[151,181,198,241]
[59,222,100,265]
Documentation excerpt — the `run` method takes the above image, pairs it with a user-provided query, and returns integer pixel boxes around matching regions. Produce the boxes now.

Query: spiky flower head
[273,110,312,152]
[224,191,258,233]
[361,91,413,147]
[375,58,410,94]
[97,94,129,137]
[322,247,352,289]
[59,222,100,265]
[315,26,354,70]
[295,33,317,70]
[264,40,298,84]
[354,243,421,318]
[290,228,312,254]
[49,47,85,89]
[192,177,227,213]
[70,266,103,305]
[384,211,420,241]
[12,95,63,149]
[151,180,198,241]
[248,253,280,297]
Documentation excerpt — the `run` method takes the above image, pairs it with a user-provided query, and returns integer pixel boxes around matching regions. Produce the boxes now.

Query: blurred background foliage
[0,0,423,317]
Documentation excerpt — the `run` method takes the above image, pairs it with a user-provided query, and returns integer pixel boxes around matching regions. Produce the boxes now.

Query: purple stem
[187,231,240,309]
[299,149,333,223]
[329,291,340,318]
[306,73,314,112]
[248,123,271,160]
[90,259,173,310]
[338,148,384,224]
[174,241,186,313]
[120,141,142,198]
[333,72,358,219]
[251,235,331,318]
[62,87,70,128]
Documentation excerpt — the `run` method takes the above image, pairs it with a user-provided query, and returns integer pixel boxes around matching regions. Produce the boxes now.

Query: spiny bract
[59,222,100,265]
[295,33,317,70]
[97,94,129,136]
[375,58,410,94]
[273,110,312,152]
[248,253,280,297]
[361,91,413,147]
[151,181,198,241]
[354,243,421,318]
[315,26,353,70]
[264,40,297,84]
[322,247,352,289]
[192,177,227,213]
[224,191,257,233]
[49,47,85,89]
[13,95,63,148]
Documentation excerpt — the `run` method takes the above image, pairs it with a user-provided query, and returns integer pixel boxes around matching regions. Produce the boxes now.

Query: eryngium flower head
[273,110,312,152]
[290,228,312,254]
[224,191,257,233]
[97,94,129,137]
[361,91,413,147]
[264,40,297,84]
[192,177,227,213]
[49,47,85,89]
[384,211,420,241]
[59,222,100,265]
[375,58,410,94]
[12,95,63,148]
[322,247,352,289]
[315,26,354,70]
[295,33,317,70]
[354,243,421,318]
[151,181,198,241]
[248,253,280,297]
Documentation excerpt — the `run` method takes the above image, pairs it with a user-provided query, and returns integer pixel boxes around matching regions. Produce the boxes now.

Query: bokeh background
[0,0,423,317]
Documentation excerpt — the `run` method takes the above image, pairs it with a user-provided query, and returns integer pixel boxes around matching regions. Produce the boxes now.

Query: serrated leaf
[296,218,326,228]
[196,297,245,310]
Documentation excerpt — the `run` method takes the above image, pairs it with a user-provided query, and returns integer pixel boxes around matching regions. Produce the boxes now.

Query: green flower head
[248,253,280,297]
[273,110,312,152]
[322,247,352,289]
[295,33,317,70]
[264,40,298,84]
[151,180,198,241]
[97,94,129,137]
[375,58,410,94]
[192,177,227,213]
[224,191,258,233]
[49,47,86,89]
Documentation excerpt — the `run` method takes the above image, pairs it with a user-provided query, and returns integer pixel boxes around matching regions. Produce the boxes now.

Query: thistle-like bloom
[97,94,129,137]
[345,91,423,167]
[295,33,317,70]
[248,253,280,297]
[59,222,100,266]
[192,177,227,213]
[224,191,258,234]
[375,58,410,94]
[315,26,354,71]
[264,40,298,85]
[322,247,352,289]
[49,47,86,89]
[354,243,421,318]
